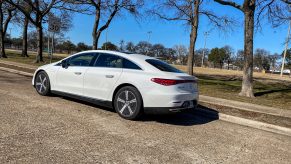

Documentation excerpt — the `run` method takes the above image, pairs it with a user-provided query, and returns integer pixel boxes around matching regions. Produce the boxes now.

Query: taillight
[151,78,196,86]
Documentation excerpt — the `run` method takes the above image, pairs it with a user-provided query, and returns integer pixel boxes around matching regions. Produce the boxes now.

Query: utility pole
[201,31,209,67]
[146,31,152,56]
[47,32,50,57]
[105,28,109,50]
[147,31,152,42]
[280,20,291,77]
[9,28,12,39]
[50,32,54,63]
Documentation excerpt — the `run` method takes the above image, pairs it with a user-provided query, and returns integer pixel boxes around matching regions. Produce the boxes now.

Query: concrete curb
[1,64,291,137]
[219,113,291,137]
[199,95,291,119]
[0,67,33,77]
[195,108,291,137]
[0,60,37,70]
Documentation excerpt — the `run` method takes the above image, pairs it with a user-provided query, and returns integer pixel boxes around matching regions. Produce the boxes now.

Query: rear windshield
[145,59,183,73]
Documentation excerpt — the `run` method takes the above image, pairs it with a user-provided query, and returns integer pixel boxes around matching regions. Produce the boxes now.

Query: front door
[55,53,97,96]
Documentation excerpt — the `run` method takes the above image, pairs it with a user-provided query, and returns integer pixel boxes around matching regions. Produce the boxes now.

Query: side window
[123,58,142,70]
[68,53,96,67]
[95,54,122,68]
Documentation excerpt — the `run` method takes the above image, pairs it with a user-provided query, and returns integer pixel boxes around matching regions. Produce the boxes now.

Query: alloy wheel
[116,90,137,117]
[35,73,48,94]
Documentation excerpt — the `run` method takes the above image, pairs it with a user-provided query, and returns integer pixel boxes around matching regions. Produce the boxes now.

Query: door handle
[74,72,82,75]
[105,75,114,78]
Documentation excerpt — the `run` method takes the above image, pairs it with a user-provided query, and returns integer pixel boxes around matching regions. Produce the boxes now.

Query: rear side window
[146,59,183,73]
[95,54,122,68]
[123,59,141,70]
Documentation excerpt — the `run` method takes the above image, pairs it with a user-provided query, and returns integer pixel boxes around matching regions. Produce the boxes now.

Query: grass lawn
[2,49,68,67]
[1,49,291,110]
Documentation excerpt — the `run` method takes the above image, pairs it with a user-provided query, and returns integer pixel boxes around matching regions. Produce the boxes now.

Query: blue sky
[9,1,289,54]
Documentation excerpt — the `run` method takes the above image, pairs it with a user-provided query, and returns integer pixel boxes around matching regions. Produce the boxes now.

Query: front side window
[95,54,122,68]
[146,59,183,73]
[68,53,96,67]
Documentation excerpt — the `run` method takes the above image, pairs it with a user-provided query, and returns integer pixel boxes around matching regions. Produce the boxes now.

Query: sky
[9,1,290,55]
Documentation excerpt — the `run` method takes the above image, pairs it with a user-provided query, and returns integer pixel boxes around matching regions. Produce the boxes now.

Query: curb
[0,60,37,70]
[199,95,291,118]
[219,113,291,137]
[1,64,291,137]
[195,108,291,137]
[0,67,33,77]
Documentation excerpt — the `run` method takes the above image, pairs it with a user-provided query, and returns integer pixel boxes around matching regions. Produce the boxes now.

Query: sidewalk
[1,59,291,135]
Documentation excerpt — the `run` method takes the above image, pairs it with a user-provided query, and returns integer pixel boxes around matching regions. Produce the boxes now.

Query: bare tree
[6,0,68,62]
[214,0,290,97]
[12,2,32,57]
[222,45,234,70]
[150,0,233,75]
[73,0,143,50]
[0,1,16,58]
[173,45,188,65]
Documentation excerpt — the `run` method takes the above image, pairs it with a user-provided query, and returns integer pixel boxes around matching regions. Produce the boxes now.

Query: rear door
[55,53,97,96]
[83,53,123,100]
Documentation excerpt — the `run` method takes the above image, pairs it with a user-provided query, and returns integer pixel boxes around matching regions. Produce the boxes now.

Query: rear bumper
[144,100,198,114]
[142,91,199,108]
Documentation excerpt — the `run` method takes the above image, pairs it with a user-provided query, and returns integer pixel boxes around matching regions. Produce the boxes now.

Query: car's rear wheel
[114,86,143,120]
[35,71,51,96]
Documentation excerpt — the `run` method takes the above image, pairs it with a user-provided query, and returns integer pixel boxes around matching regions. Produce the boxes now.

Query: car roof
[78,50,153,60]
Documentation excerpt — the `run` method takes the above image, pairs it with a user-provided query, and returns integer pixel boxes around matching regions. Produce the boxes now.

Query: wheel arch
[33,69,49,86]
[112,83,144,107]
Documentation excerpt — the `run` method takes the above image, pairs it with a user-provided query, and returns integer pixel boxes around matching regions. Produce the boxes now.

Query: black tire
[114,86,143,120]
[34,71,51,96]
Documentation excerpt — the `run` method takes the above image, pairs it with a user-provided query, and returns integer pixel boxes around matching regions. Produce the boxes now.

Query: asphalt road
[0,70,290,163]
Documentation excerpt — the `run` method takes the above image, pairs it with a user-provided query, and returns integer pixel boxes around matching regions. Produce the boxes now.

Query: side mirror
[61,60,68,68]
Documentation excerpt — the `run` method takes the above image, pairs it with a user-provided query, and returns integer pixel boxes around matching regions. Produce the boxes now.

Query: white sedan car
[32,50,199,120]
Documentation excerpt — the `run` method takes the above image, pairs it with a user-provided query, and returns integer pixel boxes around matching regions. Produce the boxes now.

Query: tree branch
[281,0,291,4]
[5,0,37,25]
[97,0,119,33]
[214,0,243,11]
[42,0,57,16]
[151,10,190,22]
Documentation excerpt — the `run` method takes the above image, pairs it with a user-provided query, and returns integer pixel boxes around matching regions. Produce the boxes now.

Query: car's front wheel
[34,71,51,96]
[114,86,143,120]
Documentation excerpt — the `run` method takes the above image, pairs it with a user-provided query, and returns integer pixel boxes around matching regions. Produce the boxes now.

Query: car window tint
[123,58,141,70]
[95,54,122,68]
[146,59,183,73]
[68,53,95,67]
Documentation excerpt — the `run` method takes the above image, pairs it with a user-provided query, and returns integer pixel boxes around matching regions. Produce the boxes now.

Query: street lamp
[147,31,152,42]
[201,31,210,67]
[280,20,291,77]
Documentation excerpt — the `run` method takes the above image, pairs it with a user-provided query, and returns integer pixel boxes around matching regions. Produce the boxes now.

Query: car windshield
[145,59,183,73]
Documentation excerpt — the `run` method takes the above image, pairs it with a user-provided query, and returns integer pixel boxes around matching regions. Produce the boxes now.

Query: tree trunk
[92,8,100,50]
[239,9,255,97]
[187,0,199,75]
[21,17,29,57]
[92,31,101,50]
[0,3,6,58]
[92,35,98,50]
[36,25,43,62]
[0,31,6,58]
